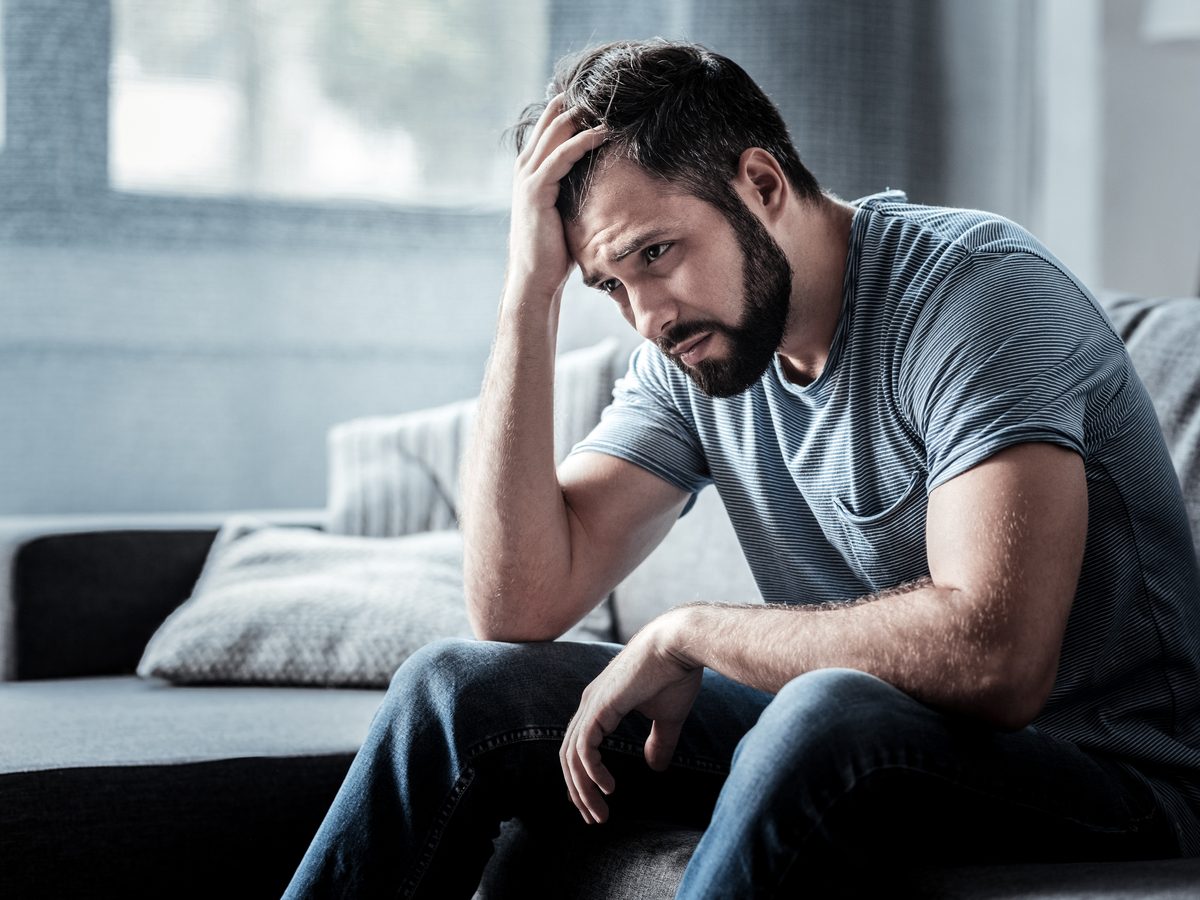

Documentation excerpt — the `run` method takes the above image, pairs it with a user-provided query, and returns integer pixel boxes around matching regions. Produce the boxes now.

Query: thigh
[683,668,1180,897]
[769,670,1181,885]
[397,639,770,829]
[596,662,774,829]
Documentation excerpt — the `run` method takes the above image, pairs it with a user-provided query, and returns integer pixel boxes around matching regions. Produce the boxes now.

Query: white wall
[1101,0,1200,296]
[0,238,632,516]
[0,243,490,513]
[5,0,1197,516]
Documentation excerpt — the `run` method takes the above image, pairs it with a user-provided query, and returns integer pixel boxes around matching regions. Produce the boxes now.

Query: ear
[732,148,789,222]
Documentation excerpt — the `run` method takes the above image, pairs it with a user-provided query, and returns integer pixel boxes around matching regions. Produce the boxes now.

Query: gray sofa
[3,294,1199,899]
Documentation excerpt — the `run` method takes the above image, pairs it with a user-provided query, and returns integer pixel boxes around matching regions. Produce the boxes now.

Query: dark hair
[509,39,822,221]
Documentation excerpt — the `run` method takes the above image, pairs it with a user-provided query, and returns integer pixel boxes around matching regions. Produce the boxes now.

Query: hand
[507,93,607,301]
[560,616,703,824]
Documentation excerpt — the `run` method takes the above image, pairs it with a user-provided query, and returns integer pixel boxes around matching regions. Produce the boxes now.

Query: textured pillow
[1100,294,1200,553]
[137,517,614,687]
[327,338,621,537]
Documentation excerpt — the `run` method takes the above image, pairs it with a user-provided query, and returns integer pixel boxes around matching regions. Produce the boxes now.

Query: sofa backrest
[1101,295,1200,553]
[611,486,761,641]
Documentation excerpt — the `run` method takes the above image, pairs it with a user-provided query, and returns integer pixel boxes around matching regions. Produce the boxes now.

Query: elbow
[972,649,1059,732]
[463,578,565,644]
[468,614,561,644]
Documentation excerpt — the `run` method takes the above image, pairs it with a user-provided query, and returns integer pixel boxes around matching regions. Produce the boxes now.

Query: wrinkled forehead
[562,158,690,264]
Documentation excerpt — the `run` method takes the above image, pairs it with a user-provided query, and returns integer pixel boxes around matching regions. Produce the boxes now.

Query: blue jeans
[283,638,1179,899]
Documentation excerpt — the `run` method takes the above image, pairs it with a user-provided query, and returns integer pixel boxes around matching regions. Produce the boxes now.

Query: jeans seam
[399,765,477,899]
[770,761,1163,896]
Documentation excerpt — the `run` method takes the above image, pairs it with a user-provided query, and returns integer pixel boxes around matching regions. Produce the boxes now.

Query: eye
[597,278,622,295]
[644,242,672,263]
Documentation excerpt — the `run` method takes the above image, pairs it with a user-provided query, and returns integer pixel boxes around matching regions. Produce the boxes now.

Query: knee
[381,637,616,728]
[389,636,495,691]
[734,668,921,775]
[382,638,519,718]
[775,667,906,727]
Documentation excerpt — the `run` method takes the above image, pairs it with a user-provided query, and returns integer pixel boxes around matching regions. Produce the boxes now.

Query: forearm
[460,286,576,640]
[660,580,1047,729]
[461,97,611,640]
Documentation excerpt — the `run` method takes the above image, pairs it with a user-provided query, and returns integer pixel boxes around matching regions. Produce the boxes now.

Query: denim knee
[377,637,621,747]
[729,667,921,792]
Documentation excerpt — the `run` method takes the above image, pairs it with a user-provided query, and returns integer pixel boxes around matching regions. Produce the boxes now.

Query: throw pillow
[137,517,615,688]
[326,338,621,537]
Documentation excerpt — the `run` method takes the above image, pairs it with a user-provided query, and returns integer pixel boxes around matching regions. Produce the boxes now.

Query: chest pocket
[831,469,930,591]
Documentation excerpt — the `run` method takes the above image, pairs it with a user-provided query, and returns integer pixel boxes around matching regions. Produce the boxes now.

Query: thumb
[644,719,683,772]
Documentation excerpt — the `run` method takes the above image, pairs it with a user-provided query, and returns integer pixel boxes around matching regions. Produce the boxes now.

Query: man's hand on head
[559,613,702,825]
[507,93,607,303]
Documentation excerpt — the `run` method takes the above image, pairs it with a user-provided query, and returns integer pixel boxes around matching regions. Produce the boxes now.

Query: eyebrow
[581,228,671,288]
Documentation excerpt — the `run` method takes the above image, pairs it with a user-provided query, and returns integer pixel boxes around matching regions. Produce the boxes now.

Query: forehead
[563,158,700,267]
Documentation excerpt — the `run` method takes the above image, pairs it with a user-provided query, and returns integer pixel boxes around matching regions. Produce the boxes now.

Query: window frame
[0,0,687,252]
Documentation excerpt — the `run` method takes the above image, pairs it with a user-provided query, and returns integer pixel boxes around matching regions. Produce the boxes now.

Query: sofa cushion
[137,518,614,687]
[327,338,621,537]
[138,520,473,687]
[0,509,328,681]
[1101,294,1200,552]
[0,675,384,900]
[611,484,761,643]
[0,674,383,772]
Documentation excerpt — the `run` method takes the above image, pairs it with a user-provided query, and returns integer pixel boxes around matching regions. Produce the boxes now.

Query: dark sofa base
[0,755,352,900]
[0,675,385,899]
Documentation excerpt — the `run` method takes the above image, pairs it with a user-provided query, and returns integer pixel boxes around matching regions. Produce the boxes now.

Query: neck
[776,194,856,385]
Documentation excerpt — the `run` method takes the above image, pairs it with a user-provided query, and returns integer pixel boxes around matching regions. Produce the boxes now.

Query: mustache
[656,320,725,356]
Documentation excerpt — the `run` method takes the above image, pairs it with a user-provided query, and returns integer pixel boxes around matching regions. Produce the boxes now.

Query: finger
[560,719,592,824]
[565,767,592,825]
[567,744,609,824]
[535,125,608,185]
[519,92,566,161]
[526,107,585,172]
[644,718,684,772]
[578,721,616,796]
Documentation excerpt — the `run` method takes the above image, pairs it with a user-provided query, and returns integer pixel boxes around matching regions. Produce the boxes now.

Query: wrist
[650,604,708,670]
[501,264,568,312]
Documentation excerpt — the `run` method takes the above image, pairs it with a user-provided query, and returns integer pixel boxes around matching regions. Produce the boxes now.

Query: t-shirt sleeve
[898,251,1123,492]
[568,342,712,501]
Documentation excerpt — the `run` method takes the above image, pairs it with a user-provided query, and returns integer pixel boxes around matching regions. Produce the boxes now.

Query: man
[286,40,1200,897]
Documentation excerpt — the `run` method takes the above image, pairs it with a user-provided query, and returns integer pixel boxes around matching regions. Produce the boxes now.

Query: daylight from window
[109,0,548,206]
[0,0,6,149]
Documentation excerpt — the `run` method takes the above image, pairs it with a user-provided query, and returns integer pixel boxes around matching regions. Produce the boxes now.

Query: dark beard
[657,197,793,398]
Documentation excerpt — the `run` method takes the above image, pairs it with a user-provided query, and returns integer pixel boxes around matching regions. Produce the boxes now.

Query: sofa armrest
[0,510,328,681]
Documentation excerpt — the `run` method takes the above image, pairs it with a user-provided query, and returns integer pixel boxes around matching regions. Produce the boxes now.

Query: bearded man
[286,40,1200,898]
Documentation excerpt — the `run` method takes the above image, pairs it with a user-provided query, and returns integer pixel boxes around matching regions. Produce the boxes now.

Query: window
[0,0,688,248]
[110,0,548,206]
[0,0,6,149]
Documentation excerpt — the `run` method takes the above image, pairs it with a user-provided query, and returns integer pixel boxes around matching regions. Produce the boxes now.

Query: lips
[675,332,713,366]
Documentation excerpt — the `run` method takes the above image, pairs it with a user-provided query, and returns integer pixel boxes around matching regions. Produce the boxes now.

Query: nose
[626,285,677,342]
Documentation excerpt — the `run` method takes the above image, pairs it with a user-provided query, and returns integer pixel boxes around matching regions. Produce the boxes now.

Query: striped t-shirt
[573,190,1200,853]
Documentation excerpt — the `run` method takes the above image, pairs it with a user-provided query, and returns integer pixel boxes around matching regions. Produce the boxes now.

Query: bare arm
[561,442,1088,822]
[664,442,1087,727]
[460,96,687,642]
